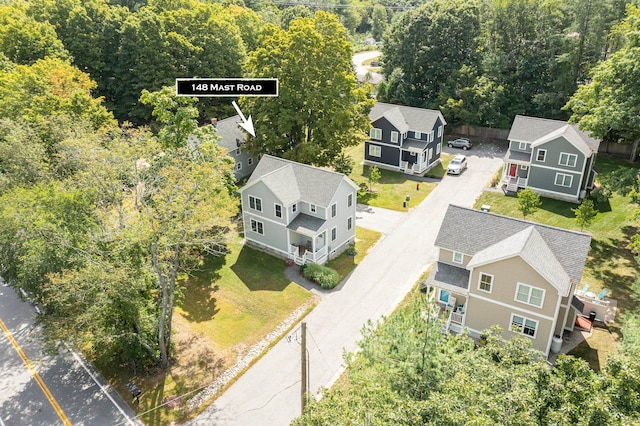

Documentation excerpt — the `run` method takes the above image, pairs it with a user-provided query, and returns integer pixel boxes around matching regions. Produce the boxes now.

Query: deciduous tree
[517,188,541,219]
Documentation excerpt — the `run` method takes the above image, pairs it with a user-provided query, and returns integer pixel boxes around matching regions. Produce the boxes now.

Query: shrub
[345,245,358,256]
[303,263,340,289]
[590,185,611,205]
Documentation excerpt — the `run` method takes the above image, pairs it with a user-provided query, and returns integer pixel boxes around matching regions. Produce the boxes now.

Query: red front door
[509,164,517,177]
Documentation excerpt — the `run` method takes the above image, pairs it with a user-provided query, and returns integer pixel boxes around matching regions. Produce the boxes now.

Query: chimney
[211,118,218,127]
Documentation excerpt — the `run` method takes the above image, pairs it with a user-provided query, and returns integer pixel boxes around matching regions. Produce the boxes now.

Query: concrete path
[352,51,384,84]
[355,203,406,234]
[190,148,504,425]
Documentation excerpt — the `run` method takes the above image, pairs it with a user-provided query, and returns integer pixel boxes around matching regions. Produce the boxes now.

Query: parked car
[447,155,468,175]
[448,138,473,150]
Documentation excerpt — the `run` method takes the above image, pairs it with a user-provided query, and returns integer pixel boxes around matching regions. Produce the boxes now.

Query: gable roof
[436,205,592,292]
[508,115,600,152]
[369,102,446,133]
[467,226,572,295]
[241,155,356,207]
[531,124,591,157]
[214,116,245,151]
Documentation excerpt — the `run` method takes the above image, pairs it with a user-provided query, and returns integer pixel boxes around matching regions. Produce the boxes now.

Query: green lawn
[103,232,315,425]
[326,227,382,281]
[344,142,437,211]
[473,155,640,369]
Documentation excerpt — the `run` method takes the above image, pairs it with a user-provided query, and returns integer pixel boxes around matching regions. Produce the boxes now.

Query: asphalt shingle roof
[508,115,600,152]
[436,205,592,292]
[286,213,326,237]
[426,262,471,291]
[369,102,446,134]
[505,149,532,163]
[246,155,354,207]
[213,116,245,151]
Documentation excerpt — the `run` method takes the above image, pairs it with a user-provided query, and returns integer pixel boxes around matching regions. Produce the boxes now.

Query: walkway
[189,149,504,425]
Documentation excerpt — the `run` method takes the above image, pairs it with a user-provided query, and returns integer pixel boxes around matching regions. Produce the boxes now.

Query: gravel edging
[186,300,314,411]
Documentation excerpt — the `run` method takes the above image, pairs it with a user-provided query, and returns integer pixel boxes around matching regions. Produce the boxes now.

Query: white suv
[447,155,468,175]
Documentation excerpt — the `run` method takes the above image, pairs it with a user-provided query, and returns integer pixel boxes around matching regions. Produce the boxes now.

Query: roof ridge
[514,114,568,126]
[261,154,347,178]
[448,205,591,238]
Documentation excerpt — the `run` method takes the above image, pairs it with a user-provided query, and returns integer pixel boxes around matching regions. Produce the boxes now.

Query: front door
[509,164,517,177]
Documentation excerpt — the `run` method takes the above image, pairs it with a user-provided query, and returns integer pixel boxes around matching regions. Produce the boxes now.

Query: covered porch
[422,262,470,333]
[501,150,530,192]
[287,213,328,265]
[400,140,431,174]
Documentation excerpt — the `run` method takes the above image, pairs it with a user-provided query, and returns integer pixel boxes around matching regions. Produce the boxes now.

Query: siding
[528,165,581,197]
[371,117,403,145]
[440,248,470,267]
[531,136,586,174]
[364,141,400,167]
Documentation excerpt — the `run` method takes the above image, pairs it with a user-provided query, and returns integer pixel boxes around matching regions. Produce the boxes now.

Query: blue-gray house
[364,102,446,175]
[213,116,259,182]
[502,115,601,202]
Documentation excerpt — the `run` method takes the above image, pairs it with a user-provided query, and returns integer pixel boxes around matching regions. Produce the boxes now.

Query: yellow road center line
[0,317,72,426]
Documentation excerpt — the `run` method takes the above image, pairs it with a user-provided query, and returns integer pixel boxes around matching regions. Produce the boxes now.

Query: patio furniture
[576,284,589,295]
[596,289,608,300]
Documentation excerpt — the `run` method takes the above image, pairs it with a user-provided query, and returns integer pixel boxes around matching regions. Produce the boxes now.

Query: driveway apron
[190,150,504,425]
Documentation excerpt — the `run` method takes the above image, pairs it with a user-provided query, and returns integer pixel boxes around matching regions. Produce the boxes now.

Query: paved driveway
[190,147,504,425]
[355,203,406,234]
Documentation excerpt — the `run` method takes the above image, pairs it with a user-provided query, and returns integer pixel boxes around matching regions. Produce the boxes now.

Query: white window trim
[369,128,382,140]
[331,203,337,218]
[437,125,443,138]
[248,195,262,212]
[310,204,316,213]
[520,165,528,170]
[436,143,441,154]
[509,313,538,339]
[518,141,527,150]
[369,145,382,158]
[452,251,463,264]
[428,148,433,160]
[537,149,546,162]
[559,152,578,167]
[515,282,545,308]
[292,203,297,213]
[478,272,494,294]
[347,193,353,208]
[236,162,243,171]
[428,131,434,143]
[235,148,241,155]
[331,226,337,241]
[274,203,283,218]
[390,131,399,143]
[347,216,353,231]
[554,172,573,187]
[414,131,422,139]
[248,158,253,166]
[250,219,264,235]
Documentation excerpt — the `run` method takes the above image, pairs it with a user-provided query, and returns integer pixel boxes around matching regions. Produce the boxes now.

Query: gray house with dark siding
[214,116,259,182]
[502,115,601,202]
[364,103,446,174]
[239,155,358,265]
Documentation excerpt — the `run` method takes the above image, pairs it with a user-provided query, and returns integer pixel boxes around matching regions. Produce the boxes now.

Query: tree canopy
[242,11,374,168]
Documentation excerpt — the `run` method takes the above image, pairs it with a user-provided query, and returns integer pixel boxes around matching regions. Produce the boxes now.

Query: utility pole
[301,321,307,414]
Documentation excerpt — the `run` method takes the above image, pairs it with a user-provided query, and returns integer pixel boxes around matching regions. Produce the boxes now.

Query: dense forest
[1,0,640,420]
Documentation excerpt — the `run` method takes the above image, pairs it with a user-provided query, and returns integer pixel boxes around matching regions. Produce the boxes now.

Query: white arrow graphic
[232,101,255,137]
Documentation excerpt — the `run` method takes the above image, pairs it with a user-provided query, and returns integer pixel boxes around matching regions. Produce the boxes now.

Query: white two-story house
[239,155,358,265]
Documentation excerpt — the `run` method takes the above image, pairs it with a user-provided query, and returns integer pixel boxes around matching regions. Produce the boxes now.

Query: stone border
[187,300,314,410]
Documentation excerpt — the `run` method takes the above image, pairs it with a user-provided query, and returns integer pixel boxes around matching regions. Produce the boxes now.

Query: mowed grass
[473,155,639,369]
[102,232,315,425]
[344,142,437,211]
[326,227,382,281]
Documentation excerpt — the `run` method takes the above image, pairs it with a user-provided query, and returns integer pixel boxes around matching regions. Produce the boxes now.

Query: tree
[566,5,640,161]
[280,5,313,30]
[135,87,238,367]
[333,152,354,176]
[371,5,387,41]
[242,12,374,167]
[517,188,541,219]
[382,0,481,109]
[573,199,597,230]
[368,166,381,192]
[0,57,115,129]
[0,4,70,65]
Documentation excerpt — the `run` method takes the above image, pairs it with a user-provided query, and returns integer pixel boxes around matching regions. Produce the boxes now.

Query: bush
[345,245,358,256]
[590,185,611,205]
[303,263,340,289]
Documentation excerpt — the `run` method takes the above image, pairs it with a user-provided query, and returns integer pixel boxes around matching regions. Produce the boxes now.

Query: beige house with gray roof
[423,205,592,355]
[239,155,358,265]
[502,115,601,202]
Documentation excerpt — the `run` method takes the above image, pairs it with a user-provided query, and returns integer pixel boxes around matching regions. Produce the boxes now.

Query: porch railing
[289,244,328,265]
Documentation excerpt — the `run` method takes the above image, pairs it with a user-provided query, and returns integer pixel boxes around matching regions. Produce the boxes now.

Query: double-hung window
[537,149,546,162]
[347,193,353,208]
[248,195,262,212]
[369,128,382,140]
[390,131,399,143]
[559,152,578,167]
[331,203,337,218]
[274,204,282,218]
[510,314,538,338]
[554,173,573,187]
[369,145,381,158]
[414,131,422,139]
[478,273,493,293]
[515,283,544,307]
[453,251,463,264]
[250,219,264,235]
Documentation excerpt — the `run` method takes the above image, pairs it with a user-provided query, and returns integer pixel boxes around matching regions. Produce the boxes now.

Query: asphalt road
[190,144,505,425]
[0,279,139,426]
[352,50,384,84]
